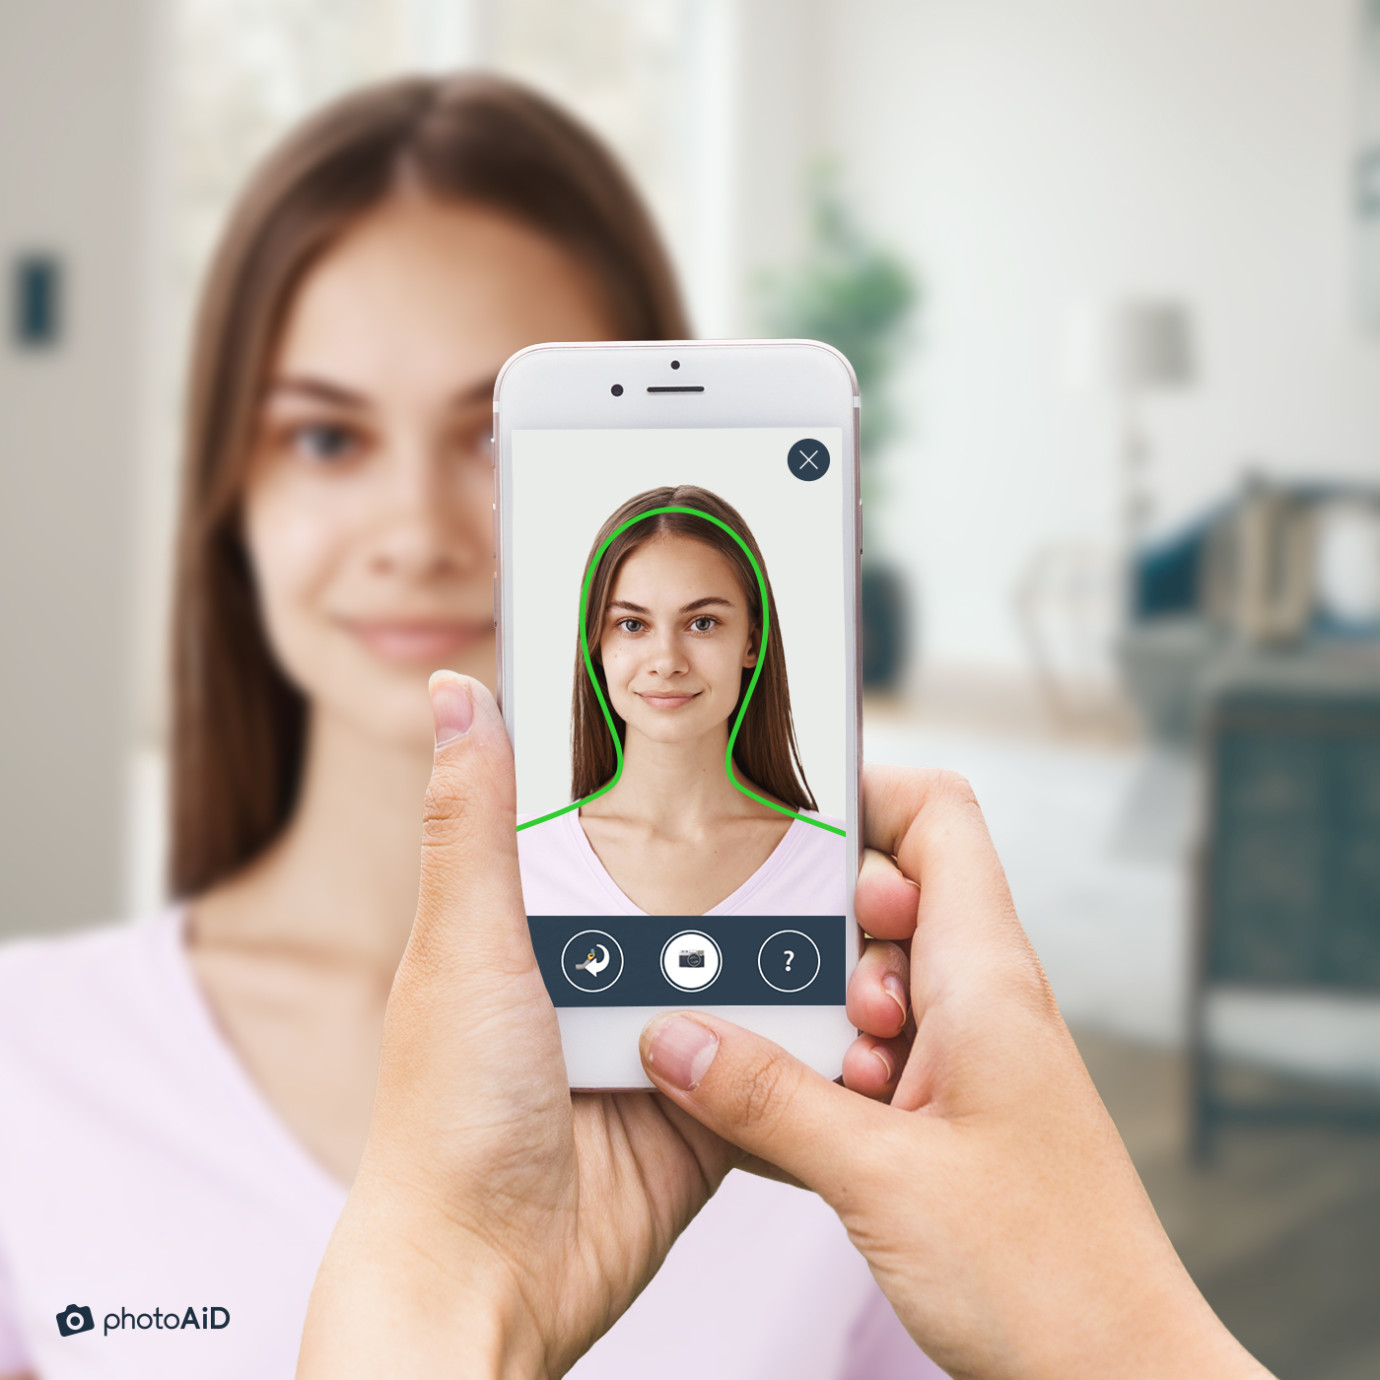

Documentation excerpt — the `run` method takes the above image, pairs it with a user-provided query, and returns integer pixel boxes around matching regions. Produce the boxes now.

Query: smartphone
[494,340,861,1089]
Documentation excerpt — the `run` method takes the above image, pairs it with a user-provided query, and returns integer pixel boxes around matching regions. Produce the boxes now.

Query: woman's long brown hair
[570,485,818,812]
[170,73,689,898]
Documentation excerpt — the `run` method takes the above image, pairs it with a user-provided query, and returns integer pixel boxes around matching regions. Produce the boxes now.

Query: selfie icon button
[561,930,625,993]
[660,930,722,993]
[758,930,821,993]
[787,438,830,482]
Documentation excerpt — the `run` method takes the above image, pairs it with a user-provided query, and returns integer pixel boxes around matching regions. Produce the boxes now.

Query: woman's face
[244,195,615,750]
[598,534,759,747]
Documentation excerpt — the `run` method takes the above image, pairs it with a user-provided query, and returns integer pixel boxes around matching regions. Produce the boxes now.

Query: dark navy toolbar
[528,915,847,1007]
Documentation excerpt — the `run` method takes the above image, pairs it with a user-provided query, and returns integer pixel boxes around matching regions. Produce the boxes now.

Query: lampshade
[1063,298,1197,392]
[1116,300,1195,389]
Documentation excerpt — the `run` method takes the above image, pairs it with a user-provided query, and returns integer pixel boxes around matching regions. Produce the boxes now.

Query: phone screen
[506,425,853,1012]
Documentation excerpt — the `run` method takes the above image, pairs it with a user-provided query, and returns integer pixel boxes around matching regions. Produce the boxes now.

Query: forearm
[1010,1208,1274,1380]
[298,1193,546,1380]
[1107,1252,1272,1380]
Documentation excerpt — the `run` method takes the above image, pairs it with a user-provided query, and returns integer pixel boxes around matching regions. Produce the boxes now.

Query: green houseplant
[758,168,919,688]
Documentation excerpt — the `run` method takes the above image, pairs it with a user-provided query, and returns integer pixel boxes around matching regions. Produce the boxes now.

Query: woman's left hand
[297,671,916,1378]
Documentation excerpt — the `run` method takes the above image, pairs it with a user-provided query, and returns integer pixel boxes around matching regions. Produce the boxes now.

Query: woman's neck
[194,708,432,974]
[594,726,761,837]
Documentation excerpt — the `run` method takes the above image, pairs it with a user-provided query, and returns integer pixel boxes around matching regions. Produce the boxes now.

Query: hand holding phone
[297,673,920,1378]
[639,767,1272,1380]
[299,683,1267,1380]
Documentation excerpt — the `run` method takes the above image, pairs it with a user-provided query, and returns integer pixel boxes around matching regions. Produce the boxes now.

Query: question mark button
[757,930,821,994]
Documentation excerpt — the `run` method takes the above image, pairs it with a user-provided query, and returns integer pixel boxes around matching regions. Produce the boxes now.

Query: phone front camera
[670,359,680,370]
[611,383,624,396]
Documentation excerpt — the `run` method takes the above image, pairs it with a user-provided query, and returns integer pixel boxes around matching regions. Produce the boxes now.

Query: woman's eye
[290,423,358,462]
[617,618,644,634]
[689,615,718,633]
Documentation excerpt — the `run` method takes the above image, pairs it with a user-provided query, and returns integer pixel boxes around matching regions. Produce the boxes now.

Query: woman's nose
[368,442,488,578]
[645,629,689,676]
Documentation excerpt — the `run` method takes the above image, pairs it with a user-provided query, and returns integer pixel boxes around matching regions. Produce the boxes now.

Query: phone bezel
[494,340,862,1089]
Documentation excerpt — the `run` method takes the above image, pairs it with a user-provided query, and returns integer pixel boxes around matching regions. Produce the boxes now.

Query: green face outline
[515,505,845,836]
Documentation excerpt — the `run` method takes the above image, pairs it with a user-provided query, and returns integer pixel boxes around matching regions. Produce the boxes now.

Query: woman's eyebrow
[680,596,735,613]
[449,376,499,409]
[607,595,735,617]
[264,376,369,409]
[263,376,496,409]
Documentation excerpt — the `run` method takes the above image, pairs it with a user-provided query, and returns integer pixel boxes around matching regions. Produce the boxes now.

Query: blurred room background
[2,2,1378,1375]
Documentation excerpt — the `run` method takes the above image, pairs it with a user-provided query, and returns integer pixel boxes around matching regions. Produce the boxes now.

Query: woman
[0,75,928,1379]
[519,485,846,916]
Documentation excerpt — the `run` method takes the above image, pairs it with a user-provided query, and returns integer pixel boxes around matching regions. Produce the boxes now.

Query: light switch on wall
[11,253,62,348]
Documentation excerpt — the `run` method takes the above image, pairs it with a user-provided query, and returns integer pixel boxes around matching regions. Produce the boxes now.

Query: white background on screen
[509,427,846,824]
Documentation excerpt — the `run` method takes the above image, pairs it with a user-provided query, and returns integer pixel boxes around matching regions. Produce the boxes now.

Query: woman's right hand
[640,767,1273,1380]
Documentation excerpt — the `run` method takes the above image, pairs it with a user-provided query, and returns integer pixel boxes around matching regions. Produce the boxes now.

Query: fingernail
[644,1015,719,1092]
[882,973,908,1024]
[430,673,473,747]
[871,1045,895,1082]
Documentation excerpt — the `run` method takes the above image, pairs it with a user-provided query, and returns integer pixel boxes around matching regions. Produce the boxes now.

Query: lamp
[1065,298,1197,555]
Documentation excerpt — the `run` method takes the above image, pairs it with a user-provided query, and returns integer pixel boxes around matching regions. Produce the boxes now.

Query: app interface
[508,427,851,1007]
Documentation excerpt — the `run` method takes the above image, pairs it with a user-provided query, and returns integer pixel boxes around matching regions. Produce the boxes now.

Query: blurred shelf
[864,665,1140,750]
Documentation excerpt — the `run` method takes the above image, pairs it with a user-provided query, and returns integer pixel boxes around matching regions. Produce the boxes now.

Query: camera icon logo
[56,1304,94,1337]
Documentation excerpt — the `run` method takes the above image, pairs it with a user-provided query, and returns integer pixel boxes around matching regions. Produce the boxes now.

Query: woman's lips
[636,691,701,710]
[343,619,491,664]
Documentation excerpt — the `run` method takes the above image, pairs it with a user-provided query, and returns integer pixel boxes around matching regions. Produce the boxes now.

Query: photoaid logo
[55,1302,230,1337]
[55,1304,93,1337]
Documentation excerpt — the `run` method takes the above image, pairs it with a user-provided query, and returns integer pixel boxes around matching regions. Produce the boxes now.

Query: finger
[640,1012,890,1201]
[841,1031,911,1100]
[371,674,559,1169]
[407,672,532,990]
[863,765,1036,983]
[855,847,920,942]
[846,938,910,1037]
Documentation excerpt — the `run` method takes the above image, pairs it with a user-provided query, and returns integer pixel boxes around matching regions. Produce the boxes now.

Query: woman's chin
[355,632,497,694]
[620,711,722,746]
[308,657,474,755]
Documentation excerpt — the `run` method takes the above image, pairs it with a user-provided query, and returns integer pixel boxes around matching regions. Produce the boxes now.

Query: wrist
[1025,1249,1269,1380]
[299,1188,546,1380]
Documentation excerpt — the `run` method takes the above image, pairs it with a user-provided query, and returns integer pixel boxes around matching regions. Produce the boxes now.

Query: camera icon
[56,1304,94,1337]
[661,930,721,992]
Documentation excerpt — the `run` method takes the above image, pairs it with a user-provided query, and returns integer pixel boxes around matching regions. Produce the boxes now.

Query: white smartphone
[493,340,861,1089]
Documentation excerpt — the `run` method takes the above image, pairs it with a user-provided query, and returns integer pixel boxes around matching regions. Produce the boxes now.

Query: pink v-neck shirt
[0,912,942,1379]
[517,810,848,915]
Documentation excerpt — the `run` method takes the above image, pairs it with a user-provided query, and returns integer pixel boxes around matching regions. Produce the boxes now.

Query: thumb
[408,671,530,987]
[367,673,562,1186]
[640,1012,886,1201]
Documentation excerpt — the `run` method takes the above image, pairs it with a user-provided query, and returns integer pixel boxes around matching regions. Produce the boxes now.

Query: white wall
[6,0,1375,938]
[813,0,1380,672]
[0,0,158,937]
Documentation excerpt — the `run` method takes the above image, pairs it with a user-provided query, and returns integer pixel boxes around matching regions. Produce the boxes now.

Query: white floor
[862,720,1380,1087]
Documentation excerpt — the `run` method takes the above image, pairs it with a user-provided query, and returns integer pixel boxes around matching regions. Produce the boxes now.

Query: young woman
[519,485,846,916]
[0,75,932,1379]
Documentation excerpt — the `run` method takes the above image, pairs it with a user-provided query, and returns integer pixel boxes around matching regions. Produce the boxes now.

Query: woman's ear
[742,626,760,669]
